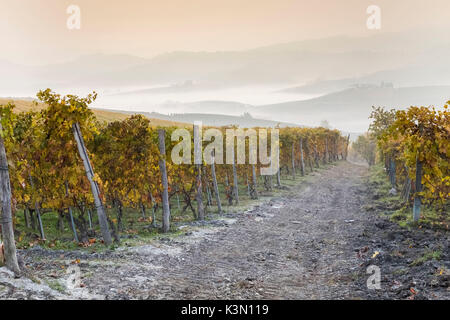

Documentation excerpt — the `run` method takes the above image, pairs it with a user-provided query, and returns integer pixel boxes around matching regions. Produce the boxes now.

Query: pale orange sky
[1,0,449,65]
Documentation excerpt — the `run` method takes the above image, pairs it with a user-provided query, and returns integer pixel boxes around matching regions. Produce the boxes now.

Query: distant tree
[352,133,376,166]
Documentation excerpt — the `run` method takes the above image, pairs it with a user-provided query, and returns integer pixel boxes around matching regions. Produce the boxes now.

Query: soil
[1,162,448,300]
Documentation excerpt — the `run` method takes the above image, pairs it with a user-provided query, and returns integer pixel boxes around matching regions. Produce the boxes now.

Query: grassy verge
[366,164,449,230]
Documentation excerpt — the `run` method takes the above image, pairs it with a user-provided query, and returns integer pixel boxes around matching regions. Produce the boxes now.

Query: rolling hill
[116,111,301,128]
[3,28,450,96]
[254,86,450,132]
[0,98,187,127]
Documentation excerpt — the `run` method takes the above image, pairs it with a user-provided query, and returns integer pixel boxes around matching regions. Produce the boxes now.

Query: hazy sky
[1,0,450,65]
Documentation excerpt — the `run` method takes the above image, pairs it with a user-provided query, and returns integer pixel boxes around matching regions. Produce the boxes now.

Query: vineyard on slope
[0,90,349,272]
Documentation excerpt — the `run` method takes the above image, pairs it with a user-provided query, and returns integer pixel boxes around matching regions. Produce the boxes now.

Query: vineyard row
[0,90,349,273]
[368,104,449,222]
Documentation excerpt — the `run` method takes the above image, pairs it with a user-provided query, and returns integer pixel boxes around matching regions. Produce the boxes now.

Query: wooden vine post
[231,146,240,205]
[193,124,205,220]
[64,181,79,243]
[413,160,423,221]
[28,175,45,240]
[150,194,157,227]
[251,164,259,199]
[276,144,281,187]
[210,150,222,213]
[87,208,93,229]
[291,143,296,179]
[401,165,411,204]
[314,144,319,168]
[140,203,146,219]
[24,209,30,228]
[204,167,213,206]
[299,138,305,176]
[389,156,396,189]
[413,125,424,222]
[158,129,171,232]
[0,124,20,274]
[72,122,112,245]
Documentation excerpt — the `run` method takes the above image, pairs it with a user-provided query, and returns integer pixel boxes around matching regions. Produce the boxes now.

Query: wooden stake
[194,124,205,219]
[72,122,112,245]
[158,129,171,232]
[65,181,79,243]
[0,127,20,273]
[413,156,423,222]
[300,138,305,176]
[210,150,222,213]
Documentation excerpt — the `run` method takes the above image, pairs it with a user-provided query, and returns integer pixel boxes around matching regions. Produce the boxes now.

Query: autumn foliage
[370,103,450,211]
[0,89,349,244]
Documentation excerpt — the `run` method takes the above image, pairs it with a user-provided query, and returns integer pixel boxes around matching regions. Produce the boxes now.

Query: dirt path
[2,161,448,299]
[87,162,369,300]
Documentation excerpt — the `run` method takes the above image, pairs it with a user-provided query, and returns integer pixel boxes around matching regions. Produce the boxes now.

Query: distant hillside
[123,110,362,139]
[254,86,450,131]
[116,111,300,128]
[2,97,364,135]
[3,29,450,95]
[0,98,186,127]
[157,100,254,116]
[279,63,450,96]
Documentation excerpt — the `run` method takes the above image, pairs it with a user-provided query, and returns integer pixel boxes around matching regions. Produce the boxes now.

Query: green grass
[390,206,449,230]
[46,279,66,294]
[410,250,442,266]
[367,164,449,230]
[366,165,402,208]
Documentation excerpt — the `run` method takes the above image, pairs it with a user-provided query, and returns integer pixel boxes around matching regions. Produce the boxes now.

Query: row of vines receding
[0,89,349,252]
